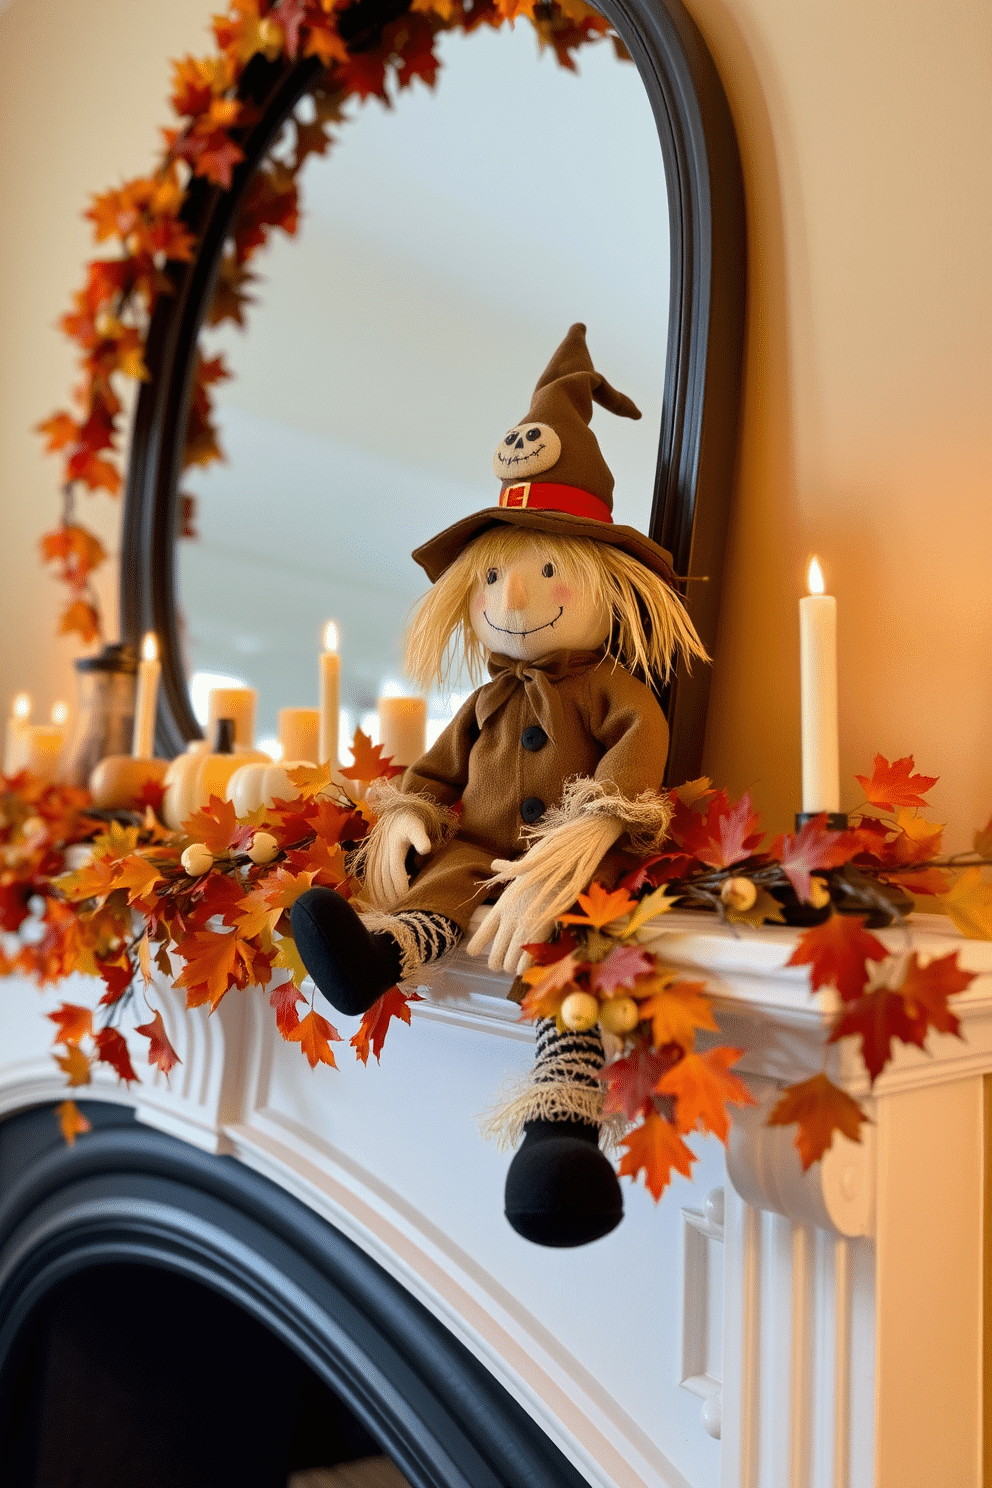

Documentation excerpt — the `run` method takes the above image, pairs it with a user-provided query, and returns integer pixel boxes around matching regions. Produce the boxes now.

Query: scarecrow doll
[292,324,706,1247]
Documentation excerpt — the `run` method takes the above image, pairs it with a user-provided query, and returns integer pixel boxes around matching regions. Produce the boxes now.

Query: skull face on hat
[491,321,641,505]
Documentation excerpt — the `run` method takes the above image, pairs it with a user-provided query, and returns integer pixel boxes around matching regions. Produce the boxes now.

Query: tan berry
[808,875,831,910]
[598,996,639,1036]
[181,842,214,876]
[721,876,757,912]
[247,830,278,866]
[560,991,600,1032]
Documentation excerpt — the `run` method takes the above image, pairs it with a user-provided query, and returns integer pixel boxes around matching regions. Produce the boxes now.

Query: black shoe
[504,1118,623,1247]
[290,887,403,1016]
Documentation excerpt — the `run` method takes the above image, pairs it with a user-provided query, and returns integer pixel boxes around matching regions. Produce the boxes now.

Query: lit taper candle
[319,622,340,769]
[799,557,839,814]
[132,632,161,758]
[4,693,31,775]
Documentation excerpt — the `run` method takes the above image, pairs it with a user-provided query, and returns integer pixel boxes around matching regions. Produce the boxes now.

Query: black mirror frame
[119,0,745,782]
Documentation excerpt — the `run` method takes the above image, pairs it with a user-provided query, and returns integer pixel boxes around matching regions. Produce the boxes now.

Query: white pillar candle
[279,707,319,765]
[4,693,31,775]
[207,685,257,749]
[319,622,340,768]
[799,556,840,814]
[131,632,161,758]
[377,685,427,769]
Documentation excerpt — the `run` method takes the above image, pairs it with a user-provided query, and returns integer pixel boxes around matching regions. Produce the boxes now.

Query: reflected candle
[131,632,161,758]
[4,693,31,775]
[319,622,340,769]
[378,684,427,769]
[799,556,839,814]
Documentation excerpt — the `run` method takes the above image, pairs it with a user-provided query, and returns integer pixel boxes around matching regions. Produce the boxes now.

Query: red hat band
[498,482,613,525]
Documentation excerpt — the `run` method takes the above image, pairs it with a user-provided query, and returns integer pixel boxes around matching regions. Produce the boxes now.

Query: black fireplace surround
[0,1103,590,1487]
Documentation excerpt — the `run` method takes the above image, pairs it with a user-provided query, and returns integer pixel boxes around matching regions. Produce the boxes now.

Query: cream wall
[1,0,990,844]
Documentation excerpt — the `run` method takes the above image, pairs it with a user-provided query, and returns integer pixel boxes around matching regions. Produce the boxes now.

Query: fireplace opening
[2,1262,411,1488]
[0,1103,588,1488]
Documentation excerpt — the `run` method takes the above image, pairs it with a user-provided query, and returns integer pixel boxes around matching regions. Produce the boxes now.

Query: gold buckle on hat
[500,483,531,509]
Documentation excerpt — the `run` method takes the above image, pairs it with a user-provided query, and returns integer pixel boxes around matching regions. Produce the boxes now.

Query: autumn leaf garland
[36,0,621,644]
[2,747,990,1192]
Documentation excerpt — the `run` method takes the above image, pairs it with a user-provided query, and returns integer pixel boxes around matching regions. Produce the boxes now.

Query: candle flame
[51,701,69,726]
[13,693,30,722]
[142,631,159,663]
[323,620,339,653]
[807,557,825,595]
[379,680,405,699]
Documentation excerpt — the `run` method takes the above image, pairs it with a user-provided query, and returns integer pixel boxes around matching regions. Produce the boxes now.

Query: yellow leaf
[973,814,992,858]
[940,867,992,940]
[675,777,712,806]
[622,885,676,938]
[273,934,310,989]
[55,1044,92,1086]
[137,929,152,984]
[284,762,333,800]
[725,885,786,929]
[91,821,141,861]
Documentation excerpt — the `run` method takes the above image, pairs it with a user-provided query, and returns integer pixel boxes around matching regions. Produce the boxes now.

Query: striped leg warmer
[359,908,462,982]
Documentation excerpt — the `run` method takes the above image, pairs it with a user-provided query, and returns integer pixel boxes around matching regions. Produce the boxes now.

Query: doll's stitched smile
[483,607,564,637]
[496,443,546,470]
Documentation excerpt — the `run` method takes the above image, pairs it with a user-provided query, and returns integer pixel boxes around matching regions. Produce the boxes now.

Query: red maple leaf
[855,754,938,812]
[351,988,423,1064]
[693,791,763,869]
[828,987,927,1083]
[134,1009,181,1076]
[598,1042,681,1121]
[787,914,889,1003]
[97,957,133,1005]
[591,944,654,995]
[93,1027,138,1084]
[270,977,307,1037]
[772,814,859,901]
[898,951,974,1038]
[521,929,577,966]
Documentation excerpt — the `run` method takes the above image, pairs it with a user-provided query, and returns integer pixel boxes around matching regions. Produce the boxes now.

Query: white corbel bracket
[727,1075,874,1237]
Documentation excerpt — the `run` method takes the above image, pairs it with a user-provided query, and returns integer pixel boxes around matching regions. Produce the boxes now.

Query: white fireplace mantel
[1,908,989,1488]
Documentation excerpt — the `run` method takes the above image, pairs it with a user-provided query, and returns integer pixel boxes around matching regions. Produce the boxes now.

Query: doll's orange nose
[503,569,529,611]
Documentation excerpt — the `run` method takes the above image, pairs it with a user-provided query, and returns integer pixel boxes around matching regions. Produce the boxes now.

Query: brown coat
[394,649,670,930]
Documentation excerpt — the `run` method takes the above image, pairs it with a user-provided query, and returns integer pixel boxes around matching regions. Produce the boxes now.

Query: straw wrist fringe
[522,776,673,854]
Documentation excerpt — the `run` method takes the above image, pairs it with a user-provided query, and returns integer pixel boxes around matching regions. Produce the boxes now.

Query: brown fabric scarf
[476,650,607,743]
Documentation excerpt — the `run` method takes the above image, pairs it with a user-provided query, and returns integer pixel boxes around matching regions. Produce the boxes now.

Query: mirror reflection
[178,24,670,760]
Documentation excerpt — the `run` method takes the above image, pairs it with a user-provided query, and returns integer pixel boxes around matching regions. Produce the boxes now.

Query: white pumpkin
[162,744,269,830]
[225,760,316,817]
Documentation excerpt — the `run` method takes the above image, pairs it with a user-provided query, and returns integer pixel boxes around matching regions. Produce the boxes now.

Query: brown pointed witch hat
[412,324,675,585]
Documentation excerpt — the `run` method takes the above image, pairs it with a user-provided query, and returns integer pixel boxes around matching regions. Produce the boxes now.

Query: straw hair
[404,527,707,694]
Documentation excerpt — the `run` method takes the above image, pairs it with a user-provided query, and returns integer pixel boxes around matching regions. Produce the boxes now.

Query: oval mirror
[121,0,745,784]
[177,25,672,757]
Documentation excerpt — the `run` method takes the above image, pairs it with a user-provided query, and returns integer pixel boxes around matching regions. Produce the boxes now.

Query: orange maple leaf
[519,952,580,1021]
[270,977,307,1037]
[175,929,248,1009]
[351,988,422,1064]
[618,1112,695,1200]
[59,599,101,643]
[855,754,938,812]
[786,914,889,1003]
[639,979,717,1051]
[55,1044,93,1087]
[134,1009,181,1075]
[183,795,241,854]
[56,1099,92,1146]
[655,1046,755,1141]
[285,1008,341,1068]
[48,1001,93,1045]
[340,728,404,783]
[766,1071,868,1169]
[558,881,638,930]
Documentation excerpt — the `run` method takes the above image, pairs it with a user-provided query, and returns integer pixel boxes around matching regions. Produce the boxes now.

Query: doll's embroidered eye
[486,569,499,584]
[526,427,542,442]
[542,563,555,578]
